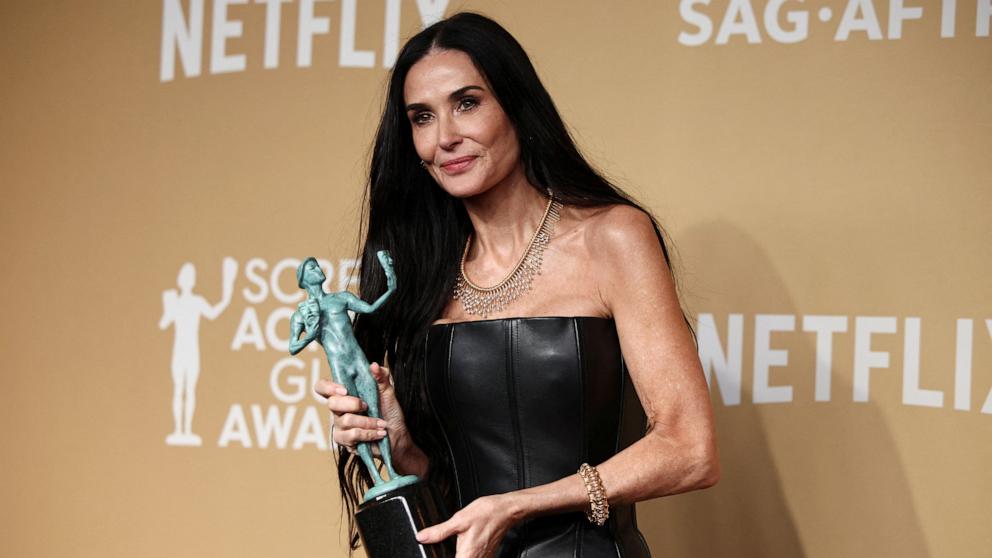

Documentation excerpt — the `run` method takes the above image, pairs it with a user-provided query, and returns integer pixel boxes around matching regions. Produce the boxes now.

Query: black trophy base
[356,479,455,558]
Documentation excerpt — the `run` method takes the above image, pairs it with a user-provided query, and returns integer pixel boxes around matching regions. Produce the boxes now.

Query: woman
[315,12,719,558]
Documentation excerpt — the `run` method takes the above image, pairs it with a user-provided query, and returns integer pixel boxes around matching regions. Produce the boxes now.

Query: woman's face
[403,49,522,199]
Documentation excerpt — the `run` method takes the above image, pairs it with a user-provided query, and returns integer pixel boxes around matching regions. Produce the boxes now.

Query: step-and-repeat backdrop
[2,1,989,556]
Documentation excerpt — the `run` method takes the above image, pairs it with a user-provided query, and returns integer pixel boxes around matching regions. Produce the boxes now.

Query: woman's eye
[412,112,433,125]
[457,97,478,111]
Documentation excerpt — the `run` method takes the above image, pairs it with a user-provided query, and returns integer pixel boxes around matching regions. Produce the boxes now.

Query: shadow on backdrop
[636,220,928,557]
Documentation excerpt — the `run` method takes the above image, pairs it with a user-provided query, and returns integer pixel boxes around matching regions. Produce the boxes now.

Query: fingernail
[377,420,387,428]
[377,429,387,437]
[335,387,347,395]
[361,402,369,410]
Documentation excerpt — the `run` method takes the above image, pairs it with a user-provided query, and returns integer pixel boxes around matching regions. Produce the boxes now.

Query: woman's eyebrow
[405,85,485,112]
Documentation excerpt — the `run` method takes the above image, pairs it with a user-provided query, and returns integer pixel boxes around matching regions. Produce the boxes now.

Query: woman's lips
[439,156,477,174]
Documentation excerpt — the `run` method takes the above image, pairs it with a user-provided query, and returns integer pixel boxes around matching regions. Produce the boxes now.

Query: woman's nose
[436,112,462,150]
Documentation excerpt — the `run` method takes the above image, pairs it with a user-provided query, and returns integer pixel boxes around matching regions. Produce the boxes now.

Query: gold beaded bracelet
[578,463,610,526]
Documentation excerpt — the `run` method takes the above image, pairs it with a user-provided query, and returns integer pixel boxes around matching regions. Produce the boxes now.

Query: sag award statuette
[289,252,453,558]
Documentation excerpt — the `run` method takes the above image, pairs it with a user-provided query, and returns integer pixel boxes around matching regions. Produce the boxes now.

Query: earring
[419,160,428,169]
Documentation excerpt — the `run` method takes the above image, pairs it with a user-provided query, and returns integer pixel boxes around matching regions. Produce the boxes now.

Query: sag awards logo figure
[159,258,238,446]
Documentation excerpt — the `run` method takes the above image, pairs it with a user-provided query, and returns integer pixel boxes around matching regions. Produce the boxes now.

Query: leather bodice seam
[613,350,626,455]
[568,522,579,558]
[443,328,473,506]
[456,327,484,503]
[574,320,587,465]
[506,321,526,491]
[426,328,462,507]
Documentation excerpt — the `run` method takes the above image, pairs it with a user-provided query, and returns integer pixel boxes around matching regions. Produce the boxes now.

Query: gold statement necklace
[453,194,563,317]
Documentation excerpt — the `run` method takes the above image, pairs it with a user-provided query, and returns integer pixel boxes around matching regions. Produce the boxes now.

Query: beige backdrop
[2,1,990,557]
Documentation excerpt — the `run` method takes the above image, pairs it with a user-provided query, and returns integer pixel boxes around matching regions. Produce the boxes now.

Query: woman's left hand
[416,493,522,558]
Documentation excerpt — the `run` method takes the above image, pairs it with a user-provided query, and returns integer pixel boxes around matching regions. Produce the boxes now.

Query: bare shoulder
[572,204,663,264]
[566,204,674,315]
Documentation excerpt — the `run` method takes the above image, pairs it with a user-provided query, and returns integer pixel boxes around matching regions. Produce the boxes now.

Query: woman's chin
[437,179,492,200]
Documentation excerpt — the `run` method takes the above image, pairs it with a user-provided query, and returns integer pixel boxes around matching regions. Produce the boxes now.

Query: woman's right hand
[314,363,426,475]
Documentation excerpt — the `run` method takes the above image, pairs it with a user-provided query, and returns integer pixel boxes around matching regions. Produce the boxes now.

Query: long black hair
[339,12,691,551]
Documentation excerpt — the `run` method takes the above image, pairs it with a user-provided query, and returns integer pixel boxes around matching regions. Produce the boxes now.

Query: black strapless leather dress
[425,316,652,558]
